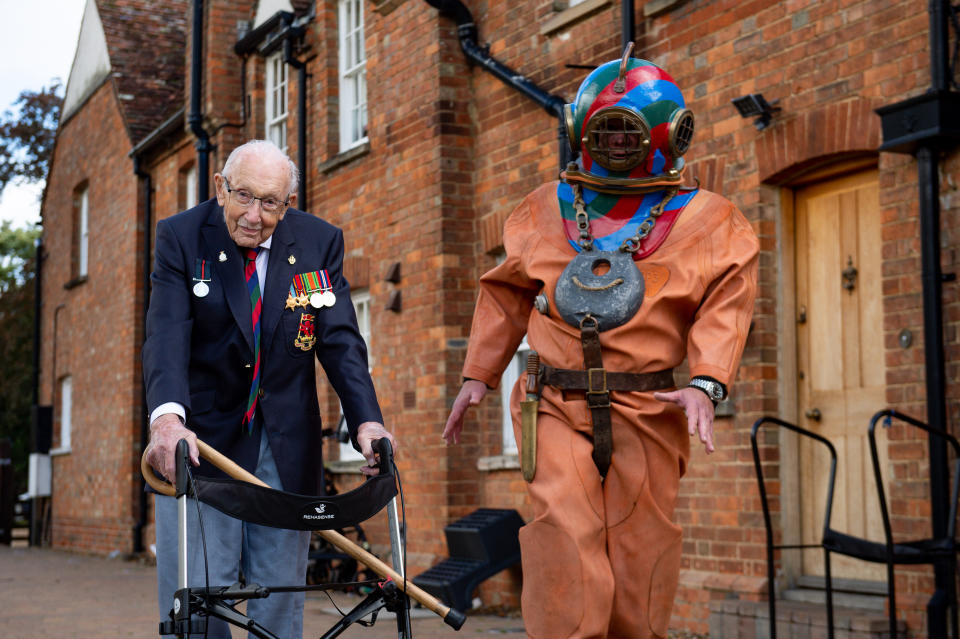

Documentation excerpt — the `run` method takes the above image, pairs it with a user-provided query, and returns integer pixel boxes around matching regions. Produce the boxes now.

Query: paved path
[0,546,525,638]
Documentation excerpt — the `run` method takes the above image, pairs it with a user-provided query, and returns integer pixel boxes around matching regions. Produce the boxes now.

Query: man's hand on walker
[145,413,200,483]
[653,387,716,454]
[442,379,488,445]
[357,422,398,477]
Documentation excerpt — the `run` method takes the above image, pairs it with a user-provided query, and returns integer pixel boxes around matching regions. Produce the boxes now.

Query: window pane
[339,0,367,151]
[79,189,89,277]
[185,166,197,210]
[60,376,72,451]
[338,290,371,461]
[265,52,288,152]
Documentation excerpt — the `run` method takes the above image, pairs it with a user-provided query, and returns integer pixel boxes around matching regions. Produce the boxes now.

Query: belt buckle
[586,368,610,407]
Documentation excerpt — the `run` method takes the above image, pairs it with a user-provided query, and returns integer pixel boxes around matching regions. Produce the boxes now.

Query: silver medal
[193,281,210,298]
[321,290,336,307]
[309,292,324,308]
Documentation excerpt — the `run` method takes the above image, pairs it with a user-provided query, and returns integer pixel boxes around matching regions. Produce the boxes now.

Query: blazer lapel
[201,205,255,353]
[261,216,297,355]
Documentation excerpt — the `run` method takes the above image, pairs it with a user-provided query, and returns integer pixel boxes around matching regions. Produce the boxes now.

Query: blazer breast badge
[294,313,317,351]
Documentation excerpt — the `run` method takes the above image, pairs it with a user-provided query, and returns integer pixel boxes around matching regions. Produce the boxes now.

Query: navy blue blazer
[142,198,383,495]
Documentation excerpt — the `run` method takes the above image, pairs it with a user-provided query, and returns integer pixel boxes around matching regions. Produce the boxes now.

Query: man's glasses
[224,179,289,214]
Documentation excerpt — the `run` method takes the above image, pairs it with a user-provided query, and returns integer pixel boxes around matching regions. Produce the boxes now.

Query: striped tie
[242,247,262,433]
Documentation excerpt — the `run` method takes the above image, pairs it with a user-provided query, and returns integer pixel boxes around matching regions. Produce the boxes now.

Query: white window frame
[265,51,288,152]
[338,0,367,152]
[185,165,197,210]
[78,188,89,278]
[338,289,371,461]
[499,338,531,455]
[52,376,72,455]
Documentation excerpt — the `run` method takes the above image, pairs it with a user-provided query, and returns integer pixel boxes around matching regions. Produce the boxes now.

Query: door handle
[804,408,822,421]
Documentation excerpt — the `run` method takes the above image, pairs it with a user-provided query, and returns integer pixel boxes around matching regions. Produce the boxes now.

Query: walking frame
[142,438,466,638]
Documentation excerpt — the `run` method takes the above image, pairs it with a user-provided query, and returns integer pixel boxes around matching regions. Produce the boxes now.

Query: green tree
[0,81,61,496]
[0,82,62,192]
[0,222,40,495]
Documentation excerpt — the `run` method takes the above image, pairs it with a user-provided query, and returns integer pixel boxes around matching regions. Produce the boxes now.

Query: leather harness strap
[539,366,676,393]
[538,315,674,479]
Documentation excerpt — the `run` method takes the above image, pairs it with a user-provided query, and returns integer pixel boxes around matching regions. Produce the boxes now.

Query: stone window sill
[541,0,610,36]
[318,141,371,175]
[64,275,88,290]
[477,454,520,472]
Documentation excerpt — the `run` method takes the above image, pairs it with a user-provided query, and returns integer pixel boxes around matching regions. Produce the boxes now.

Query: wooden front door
[794,169,888,580]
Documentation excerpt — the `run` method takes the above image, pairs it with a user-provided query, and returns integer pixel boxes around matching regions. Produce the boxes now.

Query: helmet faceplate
[566,59,693,184]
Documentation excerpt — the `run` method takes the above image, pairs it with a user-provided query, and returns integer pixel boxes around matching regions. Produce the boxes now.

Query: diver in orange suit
[443,49,759,639]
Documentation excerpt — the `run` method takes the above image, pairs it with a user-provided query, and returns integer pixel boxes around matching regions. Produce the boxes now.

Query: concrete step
[782,587,885,612]
[709,598,904,639]
[786,575,886,611]
[10,527,29,548]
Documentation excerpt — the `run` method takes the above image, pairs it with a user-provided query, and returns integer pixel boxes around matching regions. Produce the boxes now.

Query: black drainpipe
[621,0,635,52]
[32,238,42,410]
[132,155,152,555]
[29,237,43,547]
[423,0,571,170]
[283,37,308,208]
[875,1,960,635]
[190,0,212,201]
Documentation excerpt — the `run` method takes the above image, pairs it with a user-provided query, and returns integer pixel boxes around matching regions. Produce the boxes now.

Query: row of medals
[193,280,335,309]
[190,252,336,308]
[287,290,336,309]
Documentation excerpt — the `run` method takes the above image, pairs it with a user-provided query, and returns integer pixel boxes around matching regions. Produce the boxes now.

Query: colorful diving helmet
[563,44,694,192]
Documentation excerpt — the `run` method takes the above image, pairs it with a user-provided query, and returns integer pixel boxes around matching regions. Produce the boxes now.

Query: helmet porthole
[668,109,695,158]
[582,107,651,172]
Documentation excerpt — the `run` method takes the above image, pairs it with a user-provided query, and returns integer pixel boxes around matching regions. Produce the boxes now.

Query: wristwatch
[687,377,726,402]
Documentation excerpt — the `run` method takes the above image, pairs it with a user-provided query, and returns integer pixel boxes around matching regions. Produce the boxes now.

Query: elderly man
[143,139,394,638]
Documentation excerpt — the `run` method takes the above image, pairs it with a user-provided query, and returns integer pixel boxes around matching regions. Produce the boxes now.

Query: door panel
[795,170,888,580]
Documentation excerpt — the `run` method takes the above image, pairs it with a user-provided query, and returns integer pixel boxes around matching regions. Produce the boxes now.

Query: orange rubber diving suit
[444,53,758,639]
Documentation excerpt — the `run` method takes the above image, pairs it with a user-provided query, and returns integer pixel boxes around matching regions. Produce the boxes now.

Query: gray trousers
[155,430,311,638]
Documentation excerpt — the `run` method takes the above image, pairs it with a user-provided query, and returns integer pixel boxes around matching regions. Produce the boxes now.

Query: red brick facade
[38,0,960,636]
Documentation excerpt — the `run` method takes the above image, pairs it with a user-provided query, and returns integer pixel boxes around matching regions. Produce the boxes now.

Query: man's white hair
[221,139,300,197]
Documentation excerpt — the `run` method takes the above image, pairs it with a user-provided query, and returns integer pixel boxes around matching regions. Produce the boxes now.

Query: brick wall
[39,0,960,636]
[40,81,141,555]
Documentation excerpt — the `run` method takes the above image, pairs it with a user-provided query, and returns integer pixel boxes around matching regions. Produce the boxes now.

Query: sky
[0,0,86,229]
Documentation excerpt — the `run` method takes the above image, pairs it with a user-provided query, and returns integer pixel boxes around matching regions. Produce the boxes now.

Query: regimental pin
[218,251,227,262]
[288,255,296,265]
[193,281,209,298]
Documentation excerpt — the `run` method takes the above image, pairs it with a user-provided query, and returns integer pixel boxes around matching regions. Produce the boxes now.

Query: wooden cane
[141,440,466,630]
